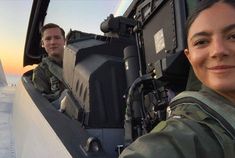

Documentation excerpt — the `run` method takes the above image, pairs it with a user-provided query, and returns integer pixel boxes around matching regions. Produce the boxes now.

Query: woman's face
[185,2,235,99]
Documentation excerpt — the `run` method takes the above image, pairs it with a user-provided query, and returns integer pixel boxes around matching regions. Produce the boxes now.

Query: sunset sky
[0,0,32,75]
[0,0,132,76]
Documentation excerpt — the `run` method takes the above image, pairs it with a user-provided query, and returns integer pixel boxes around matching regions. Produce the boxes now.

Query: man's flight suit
[32,57,65,102]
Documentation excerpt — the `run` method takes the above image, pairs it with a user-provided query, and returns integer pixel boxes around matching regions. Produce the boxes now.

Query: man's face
[41,27,65,63]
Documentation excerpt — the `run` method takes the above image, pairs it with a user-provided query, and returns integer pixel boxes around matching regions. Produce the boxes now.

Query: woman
[119,0,235,158]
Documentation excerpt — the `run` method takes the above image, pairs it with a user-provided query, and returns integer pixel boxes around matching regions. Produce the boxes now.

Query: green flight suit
[119,86,235,158]
[32,57,65,102]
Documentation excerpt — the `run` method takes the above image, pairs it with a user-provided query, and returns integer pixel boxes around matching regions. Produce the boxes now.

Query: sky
[0,0,132,79]
[0,0,32,75]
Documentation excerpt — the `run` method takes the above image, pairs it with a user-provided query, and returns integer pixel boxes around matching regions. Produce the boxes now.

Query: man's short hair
[40,23,65,39]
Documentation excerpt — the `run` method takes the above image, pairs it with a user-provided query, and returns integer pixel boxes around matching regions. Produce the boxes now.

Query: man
[32,23,66,104]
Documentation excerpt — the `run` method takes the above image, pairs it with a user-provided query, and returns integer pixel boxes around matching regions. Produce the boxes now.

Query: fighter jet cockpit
[14,0,202,158]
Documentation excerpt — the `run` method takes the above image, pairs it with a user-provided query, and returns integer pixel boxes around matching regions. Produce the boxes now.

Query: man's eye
[55,36,62,40]
[193,40,208,47]
[45,37,51,41]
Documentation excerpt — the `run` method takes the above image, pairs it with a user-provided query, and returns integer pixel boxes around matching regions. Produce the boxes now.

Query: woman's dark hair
[186,0,235,39]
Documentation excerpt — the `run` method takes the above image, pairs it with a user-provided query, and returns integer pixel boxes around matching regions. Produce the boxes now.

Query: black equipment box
[135,0,189,83]
[63,34,135,128]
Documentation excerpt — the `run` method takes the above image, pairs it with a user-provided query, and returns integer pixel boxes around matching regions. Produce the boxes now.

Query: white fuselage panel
[12,80,72,158]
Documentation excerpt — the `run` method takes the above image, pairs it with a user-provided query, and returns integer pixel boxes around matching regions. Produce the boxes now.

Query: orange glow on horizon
[4,64,36,76]
[0,50,36,76]
[0,35,26,75]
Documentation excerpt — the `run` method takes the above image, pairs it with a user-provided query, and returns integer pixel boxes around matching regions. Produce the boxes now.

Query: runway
[0,86,16,158]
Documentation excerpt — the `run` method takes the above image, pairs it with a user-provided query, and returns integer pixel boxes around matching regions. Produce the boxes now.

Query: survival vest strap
[42,57,64,83]
[170,91,235,158]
